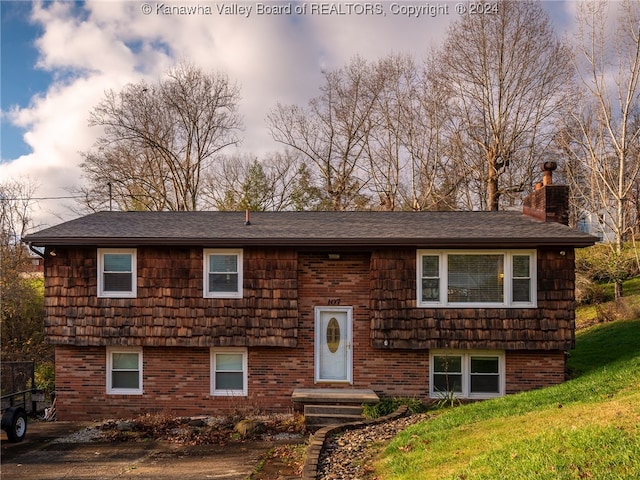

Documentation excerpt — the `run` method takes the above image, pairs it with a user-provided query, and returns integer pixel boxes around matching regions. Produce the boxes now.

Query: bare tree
[267,56,378,210]
[363,54,411,211]
[78,61,243,212]
[560,0,640,298]
[437,0,572,210]
[0,179,39,248]
[404,56,460,211]
[363,53,459,211]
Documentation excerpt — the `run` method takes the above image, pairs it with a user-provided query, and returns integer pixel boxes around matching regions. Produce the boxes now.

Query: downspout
[27,242,45,258]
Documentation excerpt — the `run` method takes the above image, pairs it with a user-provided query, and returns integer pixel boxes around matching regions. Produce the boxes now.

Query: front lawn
[374,319,640,479]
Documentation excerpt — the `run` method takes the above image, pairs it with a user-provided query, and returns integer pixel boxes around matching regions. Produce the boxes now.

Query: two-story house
[24,169,597,420]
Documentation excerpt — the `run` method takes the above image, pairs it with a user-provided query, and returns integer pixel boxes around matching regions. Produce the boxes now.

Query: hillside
[375,319,640,479]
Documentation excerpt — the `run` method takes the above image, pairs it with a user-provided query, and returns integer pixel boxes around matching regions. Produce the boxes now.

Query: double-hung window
[210,348,248,396]
[430,351,504,399]
[107,347,143,395]
[204,249,243,298]
[98,248,137,298]
[417,250,536,307]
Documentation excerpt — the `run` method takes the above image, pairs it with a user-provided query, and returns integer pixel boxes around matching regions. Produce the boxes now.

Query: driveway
[1,421,275,479]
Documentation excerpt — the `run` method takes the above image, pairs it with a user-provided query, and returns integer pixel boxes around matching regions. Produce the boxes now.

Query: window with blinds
[98,249,137,298]
[417,250,535,307]
[204,249,243,298]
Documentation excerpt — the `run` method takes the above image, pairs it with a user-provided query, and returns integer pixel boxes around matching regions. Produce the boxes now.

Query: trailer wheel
[1,407,28,442]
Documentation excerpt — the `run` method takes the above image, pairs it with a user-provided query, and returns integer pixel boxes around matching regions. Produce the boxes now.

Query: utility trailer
[1,361,44,442]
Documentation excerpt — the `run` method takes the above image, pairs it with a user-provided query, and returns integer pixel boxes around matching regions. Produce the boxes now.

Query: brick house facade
[24,180,596,421]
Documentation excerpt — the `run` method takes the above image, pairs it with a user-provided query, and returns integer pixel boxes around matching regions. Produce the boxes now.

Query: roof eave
[23,236,598,249]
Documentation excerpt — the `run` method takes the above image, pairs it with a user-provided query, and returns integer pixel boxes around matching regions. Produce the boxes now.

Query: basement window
[98,249,137,298]
[417,250,536,308]
[203,249,243,298]
[210,348,247,396]
[430,351,504,399]
[107,347,143,395]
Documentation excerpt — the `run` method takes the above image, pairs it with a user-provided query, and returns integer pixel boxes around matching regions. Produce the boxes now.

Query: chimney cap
[541,161,557,172]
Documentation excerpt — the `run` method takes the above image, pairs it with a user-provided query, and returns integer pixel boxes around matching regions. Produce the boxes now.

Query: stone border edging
[300,405,409,480]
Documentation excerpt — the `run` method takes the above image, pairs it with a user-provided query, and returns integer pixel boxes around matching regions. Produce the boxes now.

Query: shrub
[575,274,612,305]
[362,397,428,419]
[34,361,55,395]
[576,244,639,283]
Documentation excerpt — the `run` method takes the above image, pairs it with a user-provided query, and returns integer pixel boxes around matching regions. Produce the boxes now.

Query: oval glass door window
[326,317,341,353]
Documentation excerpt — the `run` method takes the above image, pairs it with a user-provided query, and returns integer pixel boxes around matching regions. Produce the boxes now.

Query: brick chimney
[522,162,569,225]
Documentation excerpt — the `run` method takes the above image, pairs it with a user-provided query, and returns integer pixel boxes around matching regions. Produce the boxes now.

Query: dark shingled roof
[23,211,598,248]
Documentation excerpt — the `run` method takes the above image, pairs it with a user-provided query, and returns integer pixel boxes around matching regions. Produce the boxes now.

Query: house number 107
[328,298,341,305]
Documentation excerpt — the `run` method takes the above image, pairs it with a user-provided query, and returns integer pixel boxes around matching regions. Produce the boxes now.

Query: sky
[1,0,577,230]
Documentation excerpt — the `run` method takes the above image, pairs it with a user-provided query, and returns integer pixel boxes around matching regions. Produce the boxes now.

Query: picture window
[417,250,535,308]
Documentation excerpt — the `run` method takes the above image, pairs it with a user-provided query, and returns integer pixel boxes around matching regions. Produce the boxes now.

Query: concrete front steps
[292,388,379,430]
[303,404,365,428]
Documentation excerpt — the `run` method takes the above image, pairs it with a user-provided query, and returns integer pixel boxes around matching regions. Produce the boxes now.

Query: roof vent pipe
[542,161,557,186]
[245,209,251,226]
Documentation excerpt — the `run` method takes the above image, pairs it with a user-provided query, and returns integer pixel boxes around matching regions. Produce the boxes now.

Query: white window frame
[106,347,143,395]
[430,350,505,399]
[210,347,248,397]
[203,249,243,299]
[98,248,137,298]
[417,250,536,308]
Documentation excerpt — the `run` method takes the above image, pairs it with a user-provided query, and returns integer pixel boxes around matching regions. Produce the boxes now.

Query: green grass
[375,319,640,479]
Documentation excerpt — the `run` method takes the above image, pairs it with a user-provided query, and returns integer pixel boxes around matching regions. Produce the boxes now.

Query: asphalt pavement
[1,420,274,479]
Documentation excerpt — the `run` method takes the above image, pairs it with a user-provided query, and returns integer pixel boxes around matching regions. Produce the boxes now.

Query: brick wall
[523,184,570,225]
[295,252,427,395]
[55,346,212,420]
[55,344,566,420]
[505,350,567,393]
[50,248,576,420]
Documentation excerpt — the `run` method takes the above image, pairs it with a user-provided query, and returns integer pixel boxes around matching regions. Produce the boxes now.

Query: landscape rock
[116,420,135,432]
[317,414,428,480]
[235,419,266,436]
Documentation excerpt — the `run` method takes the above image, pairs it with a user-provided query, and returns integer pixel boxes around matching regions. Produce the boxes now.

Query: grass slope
[375,319,640,479]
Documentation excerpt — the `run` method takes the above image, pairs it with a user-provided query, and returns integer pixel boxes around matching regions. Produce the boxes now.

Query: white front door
[315,307,353,383]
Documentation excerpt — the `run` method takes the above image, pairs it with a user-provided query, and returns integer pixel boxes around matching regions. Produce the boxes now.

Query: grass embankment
[576,277,640,326]
[375,319,640,479]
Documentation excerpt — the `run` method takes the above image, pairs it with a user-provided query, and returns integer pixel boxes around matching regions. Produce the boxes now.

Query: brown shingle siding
[44,246,298,347]
[45,244,578,352]
[370,248,576,351]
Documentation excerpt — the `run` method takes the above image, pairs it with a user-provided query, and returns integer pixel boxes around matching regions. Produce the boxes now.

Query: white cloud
[2,0,457,229]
